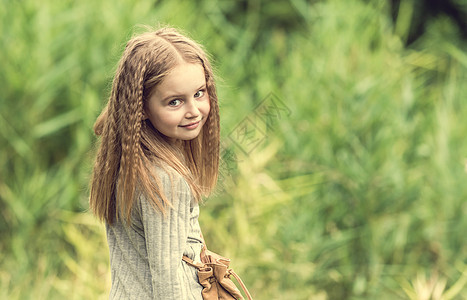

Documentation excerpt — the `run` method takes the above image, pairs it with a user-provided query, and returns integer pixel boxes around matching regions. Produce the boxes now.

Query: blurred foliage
[1,0,466,299]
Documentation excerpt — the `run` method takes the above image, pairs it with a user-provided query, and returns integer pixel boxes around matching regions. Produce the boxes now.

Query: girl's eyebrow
[161,93,183,103]
[161,84,206,102]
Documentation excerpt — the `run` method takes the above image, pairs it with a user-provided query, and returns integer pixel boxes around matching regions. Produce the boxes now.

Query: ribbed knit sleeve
[138,171,191,299]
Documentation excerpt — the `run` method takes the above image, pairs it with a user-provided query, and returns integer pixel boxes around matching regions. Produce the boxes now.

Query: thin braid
[125,57,146,219]
[117,51,148,220]
[116,65,131,216]
[90,75,122,222]
[104,88,122,218]
[203,61,220,190]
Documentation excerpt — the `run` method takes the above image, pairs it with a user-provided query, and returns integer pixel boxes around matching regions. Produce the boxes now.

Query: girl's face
[145,62,210,141]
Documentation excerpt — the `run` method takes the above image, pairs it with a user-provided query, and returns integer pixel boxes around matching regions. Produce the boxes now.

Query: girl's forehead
[155,63,206,96]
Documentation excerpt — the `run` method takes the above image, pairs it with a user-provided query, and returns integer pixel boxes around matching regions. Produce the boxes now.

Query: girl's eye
[168,99,182,107]
[194,89,205,98]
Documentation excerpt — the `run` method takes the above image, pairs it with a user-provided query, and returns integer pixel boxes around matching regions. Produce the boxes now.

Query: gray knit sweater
[106,168,204,299]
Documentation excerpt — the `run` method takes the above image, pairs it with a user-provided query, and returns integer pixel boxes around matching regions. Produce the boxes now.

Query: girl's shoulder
[151,161,189,191]
[139,161,193,206]
[131,164,193,222]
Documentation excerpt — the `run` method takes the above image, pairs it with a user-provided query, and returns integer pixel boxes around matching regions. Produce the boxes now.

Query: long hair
[89,27,220,224]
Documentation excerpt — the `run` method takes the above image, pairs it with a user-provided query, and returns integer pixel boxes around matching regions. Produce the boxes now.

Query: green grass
[1,0,466,299]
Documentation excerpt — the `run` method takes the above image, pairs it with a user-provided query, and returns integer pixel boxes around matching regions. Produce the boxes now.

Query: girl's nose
[185,98,200,118]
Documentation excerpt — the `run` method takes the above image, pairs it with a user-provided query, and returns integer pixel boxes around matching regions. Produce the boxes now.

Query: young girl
[89,27,219,299]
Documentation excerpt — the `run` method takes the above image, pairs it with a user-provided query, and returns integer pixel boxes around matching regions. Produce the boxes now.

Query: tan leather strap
[182,255,204,269]
[229,269,253,300]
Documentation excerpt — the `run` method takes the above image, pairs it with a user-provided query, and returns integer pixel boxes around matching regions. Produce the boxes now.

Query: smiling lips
[179,120,201,129]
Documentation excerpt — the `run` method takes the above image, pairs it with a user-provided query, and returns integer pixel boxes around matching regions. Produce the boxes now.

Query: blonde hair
[89,27,220,224]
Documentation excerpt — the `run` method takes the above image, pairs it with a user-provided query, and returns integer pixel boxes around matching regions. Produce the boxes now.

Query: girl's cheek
[205,98,211,113]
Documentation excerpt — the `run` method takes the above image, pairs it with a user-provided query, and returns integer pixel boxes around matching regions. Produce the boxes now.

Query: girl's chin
[168,132,202,142]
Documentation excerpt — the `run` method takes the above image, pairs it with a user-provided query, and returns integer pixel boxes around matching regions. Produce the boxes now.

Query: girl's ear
[141,105,149,120]
[142,110,148,120]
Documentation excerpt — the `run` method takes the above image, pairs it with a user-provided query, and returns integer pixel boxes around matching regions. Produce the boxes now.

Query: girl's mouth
[179,120,201,129]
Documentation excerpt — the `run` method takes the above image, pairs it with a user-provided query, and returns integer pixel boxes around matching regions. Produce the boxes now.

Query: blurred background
[1,0,466,299]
